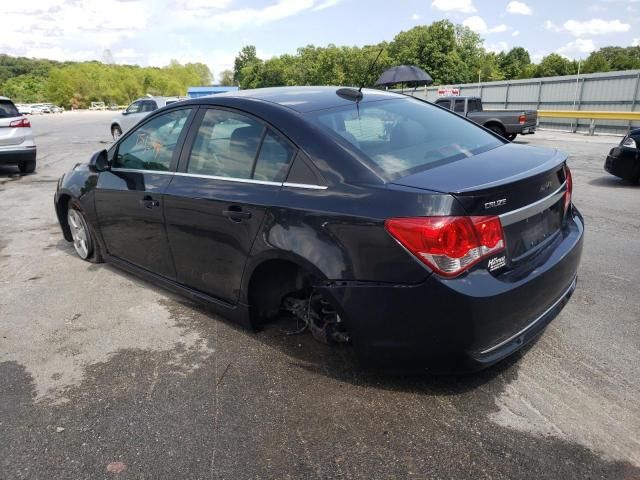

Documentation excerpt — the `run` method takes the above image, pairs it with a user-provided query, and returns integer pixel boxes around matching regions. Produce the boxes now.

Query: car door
[95,107,195,278]
[164,107,296,303]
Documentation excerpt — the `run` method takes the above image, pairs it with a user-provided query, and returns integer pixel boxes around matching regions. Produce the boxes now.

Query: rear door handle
[222,206,252,222]
[139,195,160,209]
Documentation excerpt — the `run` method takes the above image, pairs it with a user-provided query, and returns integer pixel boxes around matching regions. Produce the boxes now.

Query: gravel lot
[1,112,639,479]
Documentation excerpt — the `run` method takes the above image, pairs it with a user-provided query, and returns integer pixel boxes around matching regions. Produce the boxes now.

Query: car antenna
[358,47,384,93]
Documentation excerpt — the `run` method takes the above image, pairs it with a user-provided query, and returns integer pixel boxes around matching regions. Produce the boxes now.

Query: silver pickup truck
[434,96,537,141]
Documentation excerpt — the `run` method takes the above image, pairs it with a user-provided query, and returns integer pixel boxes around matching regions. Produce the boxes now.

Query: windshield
[0,100,20,119]
[307,98,503,180]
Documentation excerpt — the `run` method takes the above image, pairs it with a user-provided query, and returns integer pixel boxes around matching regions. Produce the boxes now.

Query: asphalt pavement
[1,112,639,479]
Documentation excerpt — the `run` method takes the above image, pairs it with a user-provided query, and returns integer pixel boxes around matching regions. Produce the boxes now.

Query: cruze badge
[484,198,507,209]
[539,180,553,193]
[488,256,506,272]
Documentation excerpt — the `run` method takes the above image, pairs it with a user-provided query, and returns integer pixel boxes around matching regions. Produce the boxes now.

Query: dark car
[54,87,584,372]
[434,96,537,141]
[605,128,640,183]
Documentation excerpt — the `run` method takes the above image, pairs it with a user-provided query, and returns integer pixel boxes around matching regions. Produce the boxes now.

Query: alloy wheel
[67,209,91,259]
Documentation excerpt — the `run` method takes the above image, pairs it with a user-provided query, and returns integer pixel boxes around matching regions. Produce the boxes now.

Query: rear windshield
[307,98,503,180]
[0,100,20,119]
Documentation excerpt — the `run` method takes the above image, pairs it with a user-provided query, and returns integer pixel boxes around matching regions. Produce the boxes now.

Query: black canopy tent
[374,65,433,93]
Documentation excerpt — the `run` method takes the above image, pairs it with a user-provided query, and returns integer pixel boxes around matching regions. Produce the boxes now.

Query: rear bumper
[322,208,584,373]
[506,124,536,135]
[0,148,37,165]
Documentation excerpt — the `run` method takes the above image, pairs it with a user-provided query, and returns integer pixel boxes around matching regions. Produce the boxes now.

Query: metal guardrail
[537,110,640,135]
[538,110,640,121]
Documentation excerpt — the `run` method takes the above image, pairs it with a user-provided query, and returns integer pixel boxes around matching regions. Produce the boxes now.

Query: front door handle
[222,206,252,222]
[139,195,160,209]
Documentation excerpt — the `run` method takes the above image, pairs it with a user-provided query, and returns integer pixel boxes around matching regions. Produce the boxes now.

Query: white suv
[0,97,37,173]
[110,96,186,140]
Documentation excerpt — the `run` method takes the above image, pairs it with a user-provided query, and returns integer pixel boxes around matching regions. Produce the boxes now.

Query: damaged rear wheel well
[247,259,311,327]
[247,259,349,344]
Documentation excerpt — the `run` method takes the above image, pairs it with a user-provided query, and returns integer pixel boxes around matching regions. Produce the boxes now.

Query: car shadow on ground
[588,175,639,189]
[53,235,527,397]
[0,164,25,180]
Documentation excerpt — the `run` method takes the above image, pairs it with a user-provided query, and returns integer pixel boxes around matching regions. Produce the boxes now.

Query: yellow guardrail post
[537,110,640,136]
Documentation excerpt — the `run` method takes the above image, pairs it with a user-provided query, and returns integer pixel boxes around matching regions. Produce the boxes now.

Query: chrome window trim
[499,181,566,227]
[282,182,328,190]
[111,168,173,175]
[479,276,577,355]
[174,172,281,186]
[109,168,328,189]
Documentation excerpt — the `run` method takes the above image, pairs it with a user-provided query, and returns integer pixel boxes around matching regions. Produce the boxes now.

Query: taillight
[385,216,505,277]
[9,118,30,128]
[564,164,573,215]
[518,114,526,125]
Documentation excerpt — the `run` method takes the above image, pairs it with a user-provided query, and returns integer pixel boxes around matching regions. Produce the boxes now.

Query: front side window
[126,101,142,114]
[308,98,503,180]
[114,108,192,171]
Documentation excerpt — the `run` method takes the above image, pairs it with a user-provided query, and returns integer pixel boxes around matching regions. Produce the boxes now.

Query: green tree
[498,47,531,79]
[219,69,234,86]
[535,54,575,77]
[234,45,259,85]
[582,52,610,73]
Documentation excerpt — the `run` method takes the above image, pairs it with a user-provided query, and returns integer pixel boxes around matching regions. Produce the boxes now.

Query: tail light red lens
[518,114,526,125]
[564,164,573,215]
[9,118,31,128]
[385,216,505,277]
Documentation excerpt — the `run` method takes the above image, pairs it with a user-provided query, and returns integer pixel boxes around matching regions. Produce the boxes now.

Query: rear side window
[187,109,294,182]
[308,98,503,180]
[0,100,19,118]
[253,130,295,182]
[141,100,157,112]
[114,108,192,171]
[453,99,465,113]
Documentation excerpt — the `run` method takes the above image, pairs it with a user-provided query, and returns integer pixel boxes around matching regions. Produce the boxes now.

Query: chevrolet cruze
[54,87,584,371]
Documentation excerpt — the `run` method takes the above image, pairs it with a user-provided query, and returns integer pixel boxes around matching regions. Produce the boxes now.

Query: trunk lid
[391,143,568,263]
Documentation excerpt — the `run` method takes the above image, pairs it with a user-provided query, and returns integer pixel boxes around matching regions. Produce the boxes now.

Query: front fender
[54,165,100,239]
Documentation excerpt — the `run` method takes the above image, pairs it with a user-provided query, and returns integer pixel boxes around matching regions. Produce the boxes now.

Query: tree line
[233,20,640,89]
[0,55,212,108]
[2,19,640,106]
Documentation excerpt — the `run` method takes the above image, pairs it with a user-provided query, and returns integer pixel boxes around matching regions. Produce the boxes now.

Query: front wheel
[66,202,103,263]
[111,125,122,141]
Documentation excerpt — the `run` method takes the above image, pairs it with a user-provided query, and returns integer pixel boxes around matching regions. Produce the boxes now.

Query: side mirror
[121,110,128,115]
[88,149,109,173]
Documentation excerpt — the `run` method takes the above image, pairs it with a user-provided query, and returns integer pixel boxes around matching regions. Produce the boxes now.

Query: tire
[66,201,103,263]
[506,133,517,141]
[18,159,36,174]
[487,124,507,139]
[111,124,123,141]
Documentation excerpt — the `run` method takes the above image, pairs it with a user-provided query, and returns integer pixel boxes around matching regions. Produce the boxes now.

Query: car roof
[0,96,12,101]
[199,86,405,113]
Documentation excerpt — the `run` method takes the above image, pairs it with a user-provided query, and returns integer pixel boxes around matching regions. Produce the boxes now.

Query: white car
[0,96,37,173]
[110,96,186,140]
[30,104,45,115]
[16,104,33,115]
